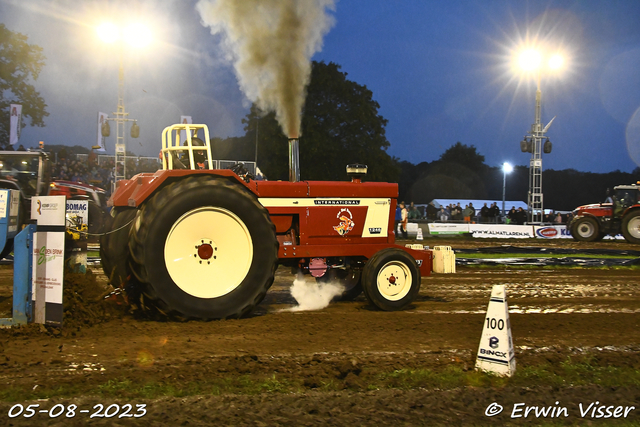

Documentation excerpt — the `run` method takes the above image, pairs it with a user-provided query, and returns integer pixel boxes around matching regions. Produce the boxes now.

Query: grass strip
[2,359,639,401]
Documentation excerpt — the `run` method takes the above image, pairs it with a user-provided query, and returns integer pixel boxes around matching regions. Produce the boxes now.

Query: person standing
[507,207,517,224]
[489,202,500,223]
[554,212,563,224]
[468,203,476,223]
[516,207,527,225]
[394,203,402,236]
[400,202,408,239]
[480,203,490,223]
[462,204,473,223]
[408,202,421,220]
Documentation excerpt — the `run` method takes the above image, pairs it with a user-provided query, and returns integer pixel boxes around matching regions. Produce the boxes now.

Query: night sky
[2,0,640,173]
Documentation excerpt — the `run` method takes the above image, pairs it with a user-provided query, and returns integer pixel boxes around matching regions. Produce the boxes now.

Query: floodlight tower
[517,49,563,223]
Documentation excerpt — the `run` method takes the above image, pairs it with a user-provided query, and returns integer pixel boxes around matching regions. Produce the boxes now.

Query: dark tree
[438,142,486,171]
[404,142,490,203]
[241,61,399,182]
[0,24,48,148]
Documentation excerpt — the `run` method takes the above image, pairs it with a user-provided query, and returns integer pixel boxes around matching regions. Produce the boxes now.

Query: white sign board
[427,223,470,235]
[31,196,66,326]
[470,224,535,239]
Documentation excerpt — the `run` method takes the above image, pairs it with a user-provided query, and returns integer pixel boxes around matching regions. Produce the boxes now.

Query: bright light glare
[97,22,119,43]
[97,23,152,48]
[503,162,514,174]
[548,54,564,70]
[123,24,152,48]
[518,49,541,71]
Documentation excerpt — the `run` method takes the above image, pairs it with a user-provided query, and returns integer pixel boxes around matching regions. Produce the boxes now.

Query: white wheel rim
[628,216,640,239]
[376,261,412,301]
[164,207,253,298]
[577,221,595,238]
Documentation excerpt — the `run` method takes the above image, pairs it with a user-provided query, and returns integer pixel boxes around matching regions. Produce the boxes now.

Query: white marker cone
[416,227,424,240]
[475,284,516,377]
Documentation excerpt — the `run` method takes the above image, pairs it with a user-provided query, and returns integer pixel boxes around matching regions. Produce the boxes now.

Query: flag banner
[10,104,22,145]
[96,112,108,152]
[180,115,193,144]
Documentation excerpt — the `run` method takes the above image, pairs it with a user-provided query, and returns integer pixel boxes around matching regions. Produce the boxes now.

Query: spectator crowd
[396,200,571,225]
[50,147,161,194]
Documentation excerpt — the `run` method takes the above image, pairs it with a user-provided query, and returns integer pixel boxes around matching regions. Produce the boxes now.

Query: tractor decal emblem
[333,208,355,236]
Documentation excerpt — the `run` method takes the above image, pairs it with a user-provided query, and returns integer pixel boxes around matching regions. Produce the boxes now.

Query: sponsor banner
[31,196,65,326]
[428,223,470,235]
[31,196,67,226]
[180,115,193,144]
[66,200,88,240]
[534,225,573,239]
[9,104,22,145]
[96,112,108,152]
[470,224,534,239]
[66,200,88,225]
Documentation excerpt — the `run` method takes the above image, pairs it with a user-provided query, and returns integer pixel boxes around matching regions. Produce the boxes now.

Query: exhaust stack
[288,137,300,182]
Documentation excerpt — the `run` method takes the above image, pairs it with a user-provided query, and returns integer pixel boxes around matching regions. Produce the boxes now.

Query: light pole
[502,162,513,216]
[517,49,563,223]
[97,23,150,192]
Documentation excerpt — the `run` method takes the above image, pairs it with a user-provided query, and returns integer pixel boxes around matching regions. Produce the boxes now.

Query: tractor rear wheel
[362,248,420,311]
[571,217,600,242]
[100,207,137,288]
[621,211,640,244]
[128,176,278,320]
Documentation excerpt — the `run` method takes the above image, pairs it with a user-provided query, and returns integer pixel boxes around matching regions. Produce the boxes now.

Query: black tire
[100,207,137,287]
[0,239,13,260]
[87,200,110,242]
[621,210,640,244]
[570,217,600,242]
[316,268,363,301]
[129,176,278,320]
[362,248,421,311]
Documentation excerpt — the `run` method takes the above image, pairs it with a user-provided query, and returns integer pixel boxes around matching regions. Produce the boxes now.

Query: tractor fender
[399,245,433,276]
[109,169,257,208]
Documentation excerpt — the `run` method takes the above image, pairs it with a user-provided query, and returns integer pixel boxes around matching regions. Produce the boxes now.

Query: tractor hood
[573,203,612,215]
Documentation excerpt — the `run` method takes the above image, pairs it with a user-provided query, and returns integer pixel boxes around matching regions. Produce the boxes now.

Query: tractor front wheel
[570,217,600,242]
[362,248,420,311]
[621,211,640,244]
[129,176,278,320]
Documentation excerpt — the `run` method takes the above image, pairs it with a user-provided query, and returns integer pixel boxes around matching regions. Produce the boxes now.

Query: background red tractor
[568,182,640,244]
[101,123,432,320]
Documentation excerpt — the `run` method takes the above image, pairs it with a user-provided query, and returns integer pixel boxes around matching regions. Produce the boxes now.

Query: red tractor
[568,182,640,244]
[101,124,433,320]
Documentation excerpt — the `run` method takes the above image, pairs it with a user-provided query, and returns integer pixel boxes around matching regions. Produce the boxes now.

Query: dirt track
[1,237,639,426]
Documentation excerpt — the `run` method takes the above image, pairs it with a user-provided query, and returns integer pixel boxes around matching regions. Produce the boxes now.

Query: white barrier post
[432,246,456,273]
[475,284,515,377]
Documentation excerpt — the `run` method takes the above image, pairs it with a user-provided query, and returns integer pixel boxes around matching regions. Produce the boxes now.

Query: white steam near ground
[195,0,336,138]
[282,271,344,312]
